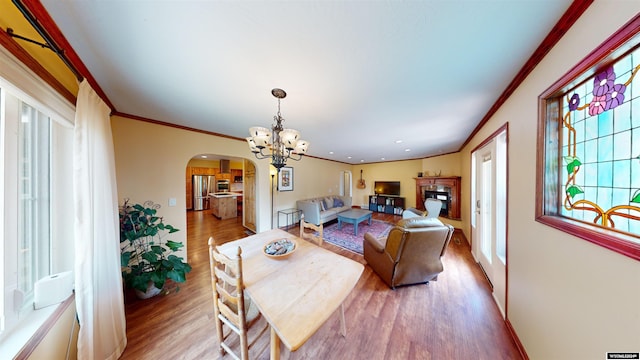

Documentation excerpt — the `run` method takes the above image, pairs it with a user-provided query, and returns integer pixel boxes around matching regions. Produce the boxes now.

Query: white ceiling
[40,1,571,164]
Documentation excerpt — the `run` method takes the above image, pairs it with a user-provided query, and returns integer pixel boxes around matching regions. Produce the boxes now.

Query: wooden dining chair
[208,237,268,359]
[298,215,348,337]
[299,213,323,245]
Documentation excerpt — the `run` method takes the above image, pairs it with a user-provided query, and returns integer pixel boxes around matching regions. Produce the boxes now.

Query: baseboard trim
[505,318,529,360]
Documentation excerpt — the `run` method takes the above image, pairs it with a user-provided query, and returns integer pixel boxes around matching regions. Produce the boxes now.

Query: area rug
[317,219,394,254]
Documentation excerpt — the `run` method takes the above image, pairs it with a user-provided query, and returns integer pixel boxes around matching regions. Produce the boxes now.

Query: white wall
[460,1,640,358]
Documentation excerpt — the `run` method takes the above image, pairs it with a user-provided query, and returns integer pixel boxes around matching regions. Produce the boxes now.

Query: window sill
[0,294,74,359]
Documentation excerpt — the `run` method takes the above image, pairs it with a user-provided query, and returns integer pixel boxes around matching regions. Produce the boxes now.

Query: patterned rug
[318,219,394,254]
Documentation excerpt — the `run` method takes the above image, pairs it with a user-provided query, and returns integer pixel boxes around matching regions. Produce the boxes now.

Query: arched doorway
[185,154,256,232]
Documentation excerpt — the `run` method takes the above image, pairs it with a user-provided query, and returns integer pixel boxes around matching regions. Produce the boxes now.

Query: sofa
[296,195,352,225]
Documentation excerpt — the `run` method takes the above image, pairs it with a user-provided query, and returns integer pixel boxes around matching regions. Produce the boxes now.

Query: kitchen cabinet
[231,169,243,181]
[216,171,231,181]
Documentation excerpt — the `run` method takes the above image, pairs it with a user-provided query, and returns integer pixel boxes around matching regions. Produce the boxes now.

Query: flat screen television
[374,181,401,196]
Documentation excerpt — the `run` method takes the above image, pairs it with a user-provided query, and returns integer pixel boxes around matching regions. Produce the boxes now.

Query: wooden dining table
[217,228,364,359]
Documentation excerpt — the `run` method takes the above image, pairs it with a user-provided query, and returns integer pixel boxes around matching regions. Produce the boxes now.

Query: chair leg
[270,326,281,359]
[339,303,346,337]
[214,315,226,355]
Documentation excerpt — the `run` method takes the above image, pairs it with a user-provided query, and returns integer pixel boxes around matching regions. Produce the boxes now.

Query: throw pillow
[333,197,344,207]
[323,197,334,210]
[318,199,326,211]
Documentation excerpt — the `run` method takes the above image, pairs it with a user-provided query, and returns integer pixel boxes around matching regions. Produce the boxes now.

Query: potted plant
[119,199,192,298]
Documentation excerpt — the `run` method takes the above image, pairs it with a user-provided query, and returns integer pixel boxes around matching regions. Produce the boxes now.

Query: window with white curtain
[0,48,74,345]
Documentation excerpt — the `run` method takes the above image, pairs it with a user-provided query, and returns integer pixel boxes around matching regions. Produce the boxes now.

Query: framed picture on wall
[278,167,294,191]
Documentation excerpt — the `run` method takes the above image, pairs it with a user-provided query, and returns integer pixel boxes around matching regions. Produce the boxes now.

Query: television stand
[368,195,405,215]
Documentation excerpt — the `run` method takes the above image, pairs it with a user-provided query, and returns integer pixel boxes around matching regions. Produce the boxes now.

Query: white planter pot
[134,281,163,299]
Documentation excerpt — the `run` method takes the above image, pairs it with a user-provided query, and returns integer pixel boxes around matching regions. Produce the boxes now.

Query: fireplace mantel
[414,176,461,220]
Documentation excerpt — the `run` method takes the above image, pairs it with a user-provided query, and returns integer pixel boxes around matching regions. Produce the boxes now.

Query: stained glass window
[560,47,640,235]
[536,15,640,261]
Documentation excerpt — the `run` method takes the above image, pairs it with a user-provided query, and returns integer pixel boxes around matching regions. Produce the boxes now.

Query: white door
[471,130,507,318]
[340,171,352,197]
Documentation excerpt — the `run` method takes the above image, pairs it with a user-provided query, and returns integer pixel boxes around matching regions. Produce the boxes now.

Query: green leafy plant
[120,199,192,295]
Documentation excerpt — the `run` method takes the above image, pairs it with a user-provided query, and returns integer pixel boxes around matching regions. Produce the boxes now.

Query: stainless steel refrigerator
[192,175,215,210]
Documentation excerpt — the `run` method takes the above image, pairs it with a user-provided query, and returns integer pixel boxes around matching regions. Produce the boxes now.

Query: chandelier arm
[252,148,272,160]
[287,153,304,161]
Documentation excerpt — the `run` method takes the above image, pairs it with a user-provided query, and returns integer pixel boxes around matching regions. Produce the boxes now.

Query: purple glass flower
[568,93,580,111]
[604,83,626,110]
[588,95,606,116]
[592,67,616,97]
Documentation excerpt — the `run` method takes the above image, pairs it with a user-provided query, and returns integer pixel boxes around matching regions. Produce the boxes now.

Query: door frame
[470,123,509,319]
[475,147,494,282]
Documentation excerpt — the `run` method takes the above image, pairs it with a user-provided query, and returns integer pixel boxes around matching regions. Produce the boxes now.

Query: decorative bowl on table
[263,238,297,259]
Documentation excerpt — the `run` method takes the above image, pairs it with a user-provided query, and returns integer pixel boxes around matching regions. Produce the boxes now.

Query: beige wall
[421,152,463,230]
[272,157,352,226]
[55,1,640,357]
[111,115,352,248]
[420,152,462,179]
[459,1,640,358]
[26,297,78,360]
[351,159,422,209]
[350,155,463,230]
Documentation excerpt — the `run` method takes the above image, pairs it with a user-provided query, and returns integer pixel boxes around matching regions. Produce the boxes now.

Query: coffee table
[337,209,373,235]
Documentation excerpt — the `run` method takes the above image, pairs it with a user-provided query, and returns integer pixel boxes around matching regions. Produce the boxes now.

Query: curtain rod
[10,0,83,81]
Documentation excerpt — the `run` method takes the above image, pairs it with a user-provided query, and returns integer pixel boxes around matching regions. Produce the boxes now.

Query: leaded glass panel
[560,48,640,236]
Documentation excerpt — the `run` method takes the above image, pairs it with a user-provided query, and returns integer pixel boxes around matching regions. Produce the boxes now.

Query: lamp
[247,88,309,171]
[270,167,277,229]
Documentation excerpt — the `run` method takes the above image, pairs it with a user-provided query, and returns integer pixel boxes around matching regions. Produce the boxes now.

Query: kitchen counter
[208,192,242,198]
[209,193,239,219]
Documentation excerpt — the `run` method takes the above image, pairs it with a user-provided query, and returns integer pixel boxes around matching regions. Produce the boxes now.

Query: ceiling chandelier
[246,88,309,171]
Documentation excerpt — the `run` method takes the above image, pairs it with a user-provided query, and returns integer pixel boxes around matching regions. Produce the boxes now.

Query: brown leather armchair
[363,217,454,289]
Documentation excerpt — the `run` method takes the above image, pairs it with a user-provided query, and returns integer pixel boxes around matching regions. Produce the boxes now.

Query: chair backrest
[208,237,250,360]
[384,218,454,286]
[299,213,323,245]
[423,198,442,219]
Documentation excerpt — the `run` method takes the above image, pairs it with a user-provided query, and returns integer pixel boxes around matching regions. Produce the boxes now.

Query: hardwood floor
[120,210,522,360]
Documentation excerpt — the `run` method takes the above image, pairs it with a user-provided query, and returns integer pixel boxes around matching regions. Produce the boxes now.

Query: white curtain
[74,79,127,359]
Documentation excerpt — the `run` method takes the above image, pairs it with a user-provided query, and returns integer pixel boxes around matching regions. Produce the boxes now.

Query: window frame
[536,14,640,261]
[0,45,75,349]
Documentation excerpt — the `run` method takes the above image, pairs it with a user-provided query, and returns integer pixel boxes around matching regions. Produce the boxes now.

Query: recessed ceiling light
[329,151,334,154]
[347,156,352,159]
[395,140,403,144]
[405,149,411,152]
[381,157,385,161]
[201,155,208,158]
[360,159,365,162]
